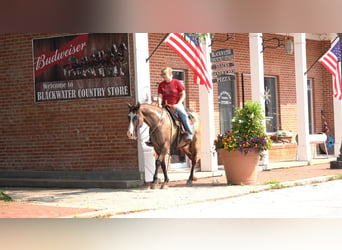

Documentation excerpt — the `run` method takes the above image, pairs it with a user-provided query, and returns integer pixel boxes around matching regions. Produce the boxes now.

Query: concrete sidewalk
[1,157,342,218]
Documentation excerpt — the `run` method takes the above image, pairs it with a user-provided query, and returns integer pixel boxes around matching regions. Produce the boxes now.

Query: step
[0,178,143,189]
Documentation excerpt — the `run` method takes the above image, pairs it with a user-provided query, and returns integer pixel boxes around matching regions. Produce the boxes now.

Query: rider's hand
[172,103,180,110]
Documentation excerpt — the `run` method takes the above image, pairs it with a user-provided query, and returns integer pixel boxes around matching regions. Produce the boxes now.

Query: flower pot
[217,148,224,165]
[222,150,260,185]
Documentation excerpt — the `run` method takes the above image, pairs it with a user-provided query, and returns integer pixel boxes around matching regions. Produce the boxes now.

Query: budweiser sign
[34,34,88,77]
[32,33,131,102]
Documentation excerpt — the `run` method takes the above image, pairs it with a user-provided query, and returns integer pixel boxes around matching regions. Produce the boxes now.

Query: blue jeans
[176,105,193,139]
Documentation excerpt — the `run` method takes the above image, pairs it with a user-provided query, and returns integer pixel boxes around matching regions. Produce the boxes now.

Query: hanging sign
[210,48,235,84]
[33,33,130,102]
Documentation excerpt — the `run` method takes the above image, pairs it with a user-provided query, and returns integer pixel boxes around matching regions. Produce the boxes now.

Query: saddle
[164,105,195,148]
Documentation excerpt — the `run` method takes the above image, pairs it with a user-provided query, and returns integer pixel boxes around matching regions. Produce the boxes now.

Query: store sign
[33,33,130,102]
[210,49,234,62]
[210,48,235,84]
[218,90,232,105]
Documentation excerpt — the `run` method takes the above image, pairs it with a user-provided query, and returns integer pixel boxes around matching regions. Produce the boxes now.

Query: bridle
[128,105,165,140]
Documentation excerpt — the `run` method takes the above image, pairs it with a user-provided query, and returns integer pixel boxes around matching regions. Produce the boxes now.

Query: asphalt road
[113,180,342,218]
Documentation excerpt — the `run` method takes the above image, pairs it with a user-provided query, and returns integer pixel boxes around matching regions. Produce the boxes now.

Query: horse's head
[127,103,143,140]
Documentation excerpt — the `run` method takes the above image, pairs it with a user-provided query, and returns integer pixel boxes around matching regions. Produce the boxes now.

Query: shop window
[307,78,314,134]
[264,76,278,132]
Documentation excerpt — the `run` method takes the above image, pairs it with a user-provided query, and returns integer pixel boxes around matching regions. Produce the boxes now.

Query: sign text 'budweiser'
[33,33,130,102]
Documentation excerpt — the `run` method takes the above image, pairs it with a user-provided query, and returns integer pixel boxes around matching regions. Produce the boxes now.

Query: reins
[148,107,164,137]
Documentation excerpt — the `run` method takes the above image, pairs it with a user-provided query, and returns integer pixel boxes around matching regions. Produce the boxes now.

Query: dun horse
[127,103,201,188]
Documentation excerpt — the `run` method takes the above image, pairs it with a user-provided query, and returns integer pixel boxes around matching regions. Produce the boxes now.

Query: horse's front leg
[160,159,169,189]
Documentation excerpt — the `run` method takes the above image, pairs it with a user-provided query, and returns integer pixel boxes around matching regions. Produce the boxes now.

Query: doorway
[170,69,188,169]
[218,79,236,134]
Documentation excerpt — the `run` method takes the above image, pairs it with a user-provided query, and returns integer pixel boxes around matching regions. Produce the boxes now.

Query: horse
[127,103,201,188]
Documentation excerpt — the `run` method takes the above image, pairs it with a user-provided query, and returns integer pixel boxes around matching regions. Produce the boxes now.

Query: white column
[294,33,311,161]
[333,91,342,156]
[199,34,218,172]
[249,33,265,104]
[133,33,155,181]
[249,33,268,168]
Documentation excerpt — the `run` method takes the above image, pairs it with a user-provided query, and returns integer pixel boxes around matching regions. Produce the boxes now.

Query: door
[170,69,188,169]
[218,79,236,134]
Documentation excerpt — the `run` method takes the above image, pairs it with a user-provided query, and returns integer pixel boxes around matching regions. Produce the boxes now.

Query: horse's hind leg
[161,159,169,189]
[187,161,196,186]
[186,153,198,186]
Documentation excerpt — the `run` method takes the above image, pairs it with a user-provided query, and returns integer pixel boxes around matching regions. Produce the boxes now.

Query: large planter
[222,150,260,185]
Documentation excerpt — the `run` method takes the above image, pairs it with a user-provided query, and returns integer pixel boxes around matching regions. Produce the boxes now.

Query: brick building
[0,33,340,188]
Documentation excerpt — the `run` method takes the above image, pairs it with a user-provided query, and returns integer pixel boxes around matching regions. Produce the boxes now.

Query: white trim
[133,33,155,182]
[294,33,311,161]
[199,34,218,172]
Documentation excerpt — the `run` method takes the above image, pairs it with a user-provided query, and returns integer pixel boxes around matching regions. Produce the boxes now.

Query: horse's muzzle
[126,130,137,140]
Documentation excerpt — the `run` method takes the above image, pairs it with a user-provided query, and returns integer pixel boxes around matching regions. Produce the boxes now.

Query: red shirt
[158,79,184,105]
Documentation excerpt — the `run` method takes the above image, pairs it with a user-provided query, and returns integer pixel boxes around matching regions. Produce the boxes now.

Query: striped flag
[321,110,330,133]
[165,33,212,91]
[319,37,342,100]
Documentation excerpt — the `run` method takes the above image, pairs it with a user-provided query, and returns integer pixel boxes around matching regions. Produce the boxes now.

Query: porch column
[294,33,311,161]
[249,33,268,168]
[133,33,155,181]
[199,34,218,172]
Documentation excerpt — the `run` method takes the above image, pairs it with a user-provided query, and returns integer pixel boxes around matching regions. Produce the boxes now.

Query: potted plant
[215,100,272,185]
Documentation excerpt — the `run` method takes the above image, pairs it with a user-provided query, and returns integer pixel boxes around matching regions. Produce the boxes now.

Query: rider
[158,67,193,142]
[146,67,193,147]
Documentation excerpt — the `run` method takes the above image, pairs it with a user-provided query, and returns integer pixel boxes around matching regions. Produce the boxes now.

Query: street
[113,180,342,218]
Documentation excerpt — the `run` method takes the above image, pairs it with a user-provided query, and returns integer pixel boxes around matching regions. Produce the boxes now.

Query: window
[264,77,278,132]
[307,78,314,134]
[218,78,236,134]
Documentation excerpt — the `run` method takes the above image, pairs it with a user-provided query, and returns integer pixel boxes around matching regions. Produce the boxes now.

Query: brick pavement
[0,201,97,218]
[1,162,342,218]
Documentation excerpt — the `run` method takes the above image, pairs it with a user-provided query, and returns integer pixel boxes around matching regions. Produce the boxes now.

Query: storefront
[0,33,341,187]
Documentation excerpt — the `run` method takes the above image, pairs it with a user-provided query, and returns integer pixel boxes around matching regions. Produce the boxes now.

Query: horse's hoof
[161,183,168,189]
[186,180,193,186]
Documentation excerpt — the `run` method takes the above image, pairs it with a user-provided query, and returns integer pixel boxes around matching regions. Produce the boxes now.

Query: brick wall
[0,33,336,173]
[0,33,138,172]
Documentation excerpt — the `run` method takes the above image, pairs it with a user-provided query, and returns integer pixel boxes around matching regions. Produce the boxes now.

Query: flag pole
[145,33,170,63]
[304,35,338,75]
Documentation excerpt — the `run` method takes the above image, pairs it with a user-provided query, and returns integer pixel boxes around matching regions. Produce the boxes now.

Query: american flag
[319,37,342,100]
[321,110,330,134]
[165,33,212,91]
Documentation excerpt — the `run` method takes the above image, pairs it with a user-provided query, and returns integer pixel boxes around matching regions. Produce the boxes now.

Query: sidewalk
[1,158,342,218]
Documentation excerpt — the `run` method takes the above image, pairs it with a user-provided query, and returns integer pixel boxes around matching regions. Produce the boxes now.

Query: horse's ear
[127,103,133,109]
[136,102,141,109]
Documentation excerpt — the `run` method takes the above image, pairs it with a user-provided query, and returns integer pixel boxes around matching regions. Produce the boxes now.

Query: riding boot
[176,105,193,141]
[145,138,153,147]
